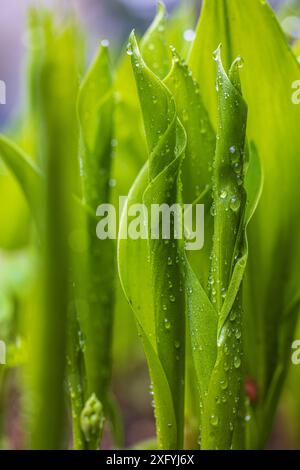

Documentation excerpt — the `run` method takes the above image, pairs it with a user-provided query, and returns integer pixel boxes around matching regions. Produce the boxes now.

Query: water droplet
[220,378,228,390]
[109,178,117,188]
[126,44,133,56]
[169,294,176,303]
[210,204,216,217]
[234,356,241,368]
[229,146,236,154]
[167,257,173,266]
[237,175,243,186]
[175,340,181,349]
[213,48,219,62]
[164,318,171,330]
[101,39,110,47]
[210,414,219,427]
[230,311,237,322]
[220,190,227,200]
[182,109,189,122]
[233,162,241,174]
[183,29,196,42]
[230,196,241,212]
[235,329,241,339]
[236,56,244,68]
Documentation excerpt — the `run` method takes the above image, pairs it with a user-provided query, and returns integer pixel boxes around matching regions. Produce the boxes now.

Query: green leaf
[184,261,218,403]
[194,48,247,450]
[219,143,263,326]
[78,44,114,174]
[164,48,215,205]
[190,0,300,447]
[0,135,43,229]
[113,51,148,197]
[164,47,215,287]
[141,1,171,79]
[77,43,116,447]
[27,12,82,450]
[118,32,186,449]
[118,162,178,449]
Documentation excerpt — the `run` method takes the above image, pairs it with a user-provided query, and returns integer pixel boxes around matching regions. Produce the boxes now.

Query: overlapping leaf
[118,32,186,449]
[77,43,117,448]
[190,0,300,448]
[0,135,42,228]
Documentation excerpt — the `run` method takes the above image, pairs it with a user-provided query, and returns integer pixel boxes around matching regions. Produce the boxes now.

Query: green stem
[202,48,248,450]
[77,44,117,448]
[67,306,87,450]
[29,14,81,450]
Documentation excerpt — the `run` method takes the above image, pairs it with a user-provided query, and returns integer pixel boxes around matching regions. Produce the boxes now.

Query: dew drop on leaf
[210,414,219,427]
[230,311,237,322]
[235,56,244,69]
[210,204,216,217]
[219,190,227,200]
[235,329,241,339]
[230,196,241,212]
[220,378,228,390]
[234,356,241,368]
[126,44,133,56]
[212,48,219,62]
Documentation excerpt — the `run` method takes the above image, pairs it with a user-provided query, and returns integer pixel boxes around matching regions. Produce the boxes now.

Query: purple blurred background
[0,0,293,127]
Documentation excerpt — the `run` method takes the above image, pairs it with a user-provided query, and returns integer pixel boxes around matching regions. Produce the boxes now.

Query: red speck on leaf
[245,377,258,403]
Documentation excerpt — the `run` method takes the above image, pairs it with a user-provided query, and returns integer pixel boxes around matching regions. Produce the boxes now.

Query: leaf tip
[157,0,167,17]
[212,43,222,63]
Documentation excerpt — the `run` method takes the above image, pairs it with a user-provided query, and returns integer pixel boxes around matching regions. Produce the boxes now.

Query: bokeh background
[0,0,293,127]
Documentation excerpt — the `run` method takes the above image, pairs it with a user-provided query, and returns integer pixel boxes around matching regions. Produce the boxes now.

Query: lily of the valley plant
[0,0,300,450]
